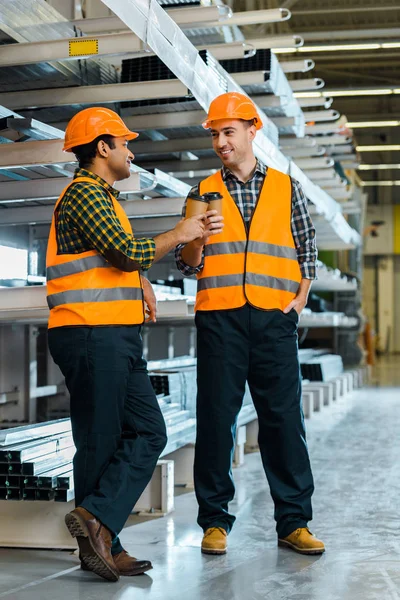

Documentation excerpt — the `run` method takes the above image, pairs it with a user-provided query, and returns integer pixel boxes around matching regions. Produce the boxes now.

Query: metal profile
[0,80,191,110]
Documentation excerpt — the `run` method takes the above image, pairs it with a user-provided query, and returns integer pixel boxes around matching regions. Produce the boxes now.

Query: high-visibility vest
[46,176,144,328]
[195,168,302,312]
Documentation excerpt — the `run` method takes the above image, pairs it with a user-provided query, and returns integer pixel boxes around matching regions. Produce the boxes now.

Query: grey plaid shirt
[175,159,317,280]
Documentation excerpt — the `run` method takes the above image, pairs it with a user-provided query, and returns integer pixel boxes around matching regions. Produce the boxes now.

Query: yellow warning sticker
[69,39,99,57]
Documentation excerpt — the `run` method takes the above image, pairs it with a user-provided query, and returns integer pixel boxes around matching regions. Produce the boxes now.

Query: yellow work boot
[201,527,227,555]
[278,528,325,555]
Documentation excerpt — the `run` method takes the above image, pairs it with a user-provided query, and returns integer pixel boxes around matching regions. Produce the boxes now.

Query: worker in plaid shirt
[47,107,214,583]
[175,92,324,557]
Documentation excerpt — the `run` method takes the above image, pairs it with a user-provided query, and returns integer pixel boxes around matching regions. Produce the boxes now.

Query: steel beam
[0,173,141,203]
[303,110,340,123]
[0,30,301,69]
[124,111,205,131]
[0,80,190,111]
[0,139,69,168]
[0,197,184,226]
[298,97,333,109]
[139,158,220,174]
[279,59,315,73]
[73,7,290,32]
[290,78,325,92]
[134,137,210,155]
[73,6,224,33]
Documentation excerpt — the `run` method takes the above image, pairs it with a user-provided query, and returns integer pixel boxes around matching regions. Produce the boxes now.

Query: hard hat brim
[202,117,263,130]
[63,130,139,152]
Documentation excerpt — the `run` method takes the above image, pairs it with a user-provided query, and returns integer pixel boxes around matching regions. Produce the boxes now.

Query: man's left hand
[141,276,157,323]
[283,295,308,316]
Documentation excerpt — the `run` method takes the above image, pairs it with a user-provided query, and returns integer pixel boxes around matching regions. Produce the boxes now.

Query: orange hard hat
[202,92,263,130]
[63,107,139,152]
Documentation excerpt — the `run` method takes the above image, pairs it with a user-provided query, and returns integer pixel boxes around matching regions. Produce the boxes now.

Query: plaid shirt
[175,160,317,279]
[55,168,155,271]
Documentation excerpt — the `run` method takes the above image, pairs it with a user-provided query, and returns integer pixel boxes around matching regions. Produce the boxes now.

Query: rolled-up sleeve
[291,179,318,280]
[175,186,204,277]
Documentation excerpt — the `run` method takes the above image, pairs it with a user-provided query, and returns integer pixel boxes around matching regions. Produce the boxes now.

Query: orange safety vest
[195,168,302,312]
[46,176,144,328]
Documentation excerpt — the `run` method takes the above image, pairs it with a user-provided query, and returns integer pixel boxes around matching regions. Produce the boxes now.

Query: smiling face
[210,119,256,169]
[98,136,134,181]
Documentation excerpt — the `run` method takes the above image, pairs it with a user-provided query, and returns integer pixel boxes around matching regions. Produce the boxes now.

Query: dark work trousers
[48,325,167,554]
[194,304,314,539]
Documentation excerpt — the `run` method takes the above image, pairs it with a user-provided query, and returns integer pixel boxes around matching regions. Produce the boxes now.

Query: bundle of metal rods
[0,420,74,501]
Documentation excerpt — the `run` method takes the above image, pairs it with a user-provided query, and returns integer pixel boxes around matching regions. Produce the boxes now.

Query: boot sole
[201,547,227,555]
[65,513,119,582]
[278,539,325,555]
[82,562,153,576]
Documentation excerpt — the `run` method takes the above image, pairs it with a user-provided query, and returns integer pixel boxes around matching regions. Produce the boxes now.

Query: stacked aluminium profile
[0,420,74,501]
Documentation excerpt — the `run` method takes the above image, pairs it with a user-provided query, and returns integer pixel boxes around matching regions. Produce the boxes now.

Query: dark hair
[240,119,256,129]
[72,134,116,169]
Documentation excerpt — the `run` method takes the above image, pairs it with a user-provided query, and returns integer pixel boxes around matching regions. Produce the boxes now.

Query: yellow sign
[69,39,99,57]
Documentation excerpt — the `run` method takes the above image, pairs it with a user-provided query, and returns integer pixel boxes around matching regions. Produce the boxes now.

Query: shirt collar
[221,159,266,183]
[73,168,120,199]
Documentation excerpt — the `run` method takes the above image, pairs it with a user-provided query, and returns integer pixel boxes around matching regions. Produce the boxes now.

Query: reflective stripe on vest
[46,254,109,281]
[46,176,144,328]
[47,287,143,309]
[195,169,302,312]
[197,273,299,294]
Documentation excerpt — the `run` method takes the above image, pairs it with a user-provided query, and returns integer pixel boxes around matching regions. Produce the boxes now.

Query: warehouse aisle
[0,357,399,600]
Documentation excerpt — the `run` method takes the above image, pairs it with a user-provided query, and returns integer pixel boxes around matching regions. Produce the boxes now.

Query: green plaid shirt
[55,168,155,271]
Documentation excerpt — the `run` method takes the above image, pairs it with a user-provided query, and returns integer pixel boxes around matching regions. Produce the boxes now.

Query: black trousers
[194,304,314,539]
[48,326,167,552]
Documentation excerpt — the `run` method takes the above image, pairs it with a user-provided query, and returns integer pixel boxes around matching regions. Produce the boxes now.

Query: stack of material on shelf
[0,357,202,502]
[300,352,344,382]
[148,357,198,452]
[0,420,74,502]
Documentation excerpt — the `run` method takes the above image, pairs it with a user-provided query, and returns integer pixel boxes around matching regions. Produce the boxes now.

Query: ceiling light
[381,43,400,49]
[272,48,297,54]
[293,91,323,98]
[356,145,400,152]
[347,120,400,128]
[298,43,381,52]
[326,89,393,97]
[360,180,400,186]
[358,164,400,170]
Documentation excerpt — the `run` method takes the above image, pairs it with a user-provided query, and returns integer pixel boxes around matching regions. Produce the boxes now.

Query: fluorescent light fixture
[272,47,297,54]
[356,145,400,152]
[298,43,381,52]
[273,42,400,55]
[358,164,400,170]
[295,89,393,98]
[327,89,393,97]
[293,91,323,98]
[347,120,400,128]
[361,180,400,186]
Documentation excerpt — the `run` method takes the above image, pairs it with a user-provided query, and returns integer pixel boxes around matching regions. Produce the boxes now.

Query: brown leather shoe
[278,527,325,555]
[201,527,227,555]
[65,507,119,582]
[81,550,152,576]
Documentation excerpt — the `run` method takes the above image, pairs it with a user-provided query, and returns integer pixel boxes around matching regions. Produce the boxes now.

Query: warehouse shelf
[0,284,358,329]
[0,2,361,251]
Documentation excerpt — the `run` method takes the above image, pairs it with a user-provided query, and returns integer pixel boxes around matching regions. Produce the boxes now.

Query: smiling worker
[47,107,211,582]
[175,92,324,556]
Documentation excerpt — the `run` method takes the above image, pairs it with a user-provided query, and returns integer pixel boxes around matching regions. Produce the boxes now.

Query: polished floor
[1,357,400,600]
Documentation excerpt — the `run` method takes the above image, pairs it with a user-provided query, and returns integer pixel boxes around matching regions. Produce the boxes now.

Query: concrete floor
[1,357,400,600]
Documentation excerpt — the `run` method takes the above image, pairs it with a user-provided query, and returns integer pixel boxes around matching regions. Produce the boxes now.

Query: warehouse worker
[47,107,214,582]
[175,92,325,556]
